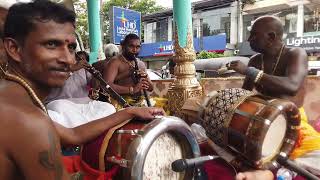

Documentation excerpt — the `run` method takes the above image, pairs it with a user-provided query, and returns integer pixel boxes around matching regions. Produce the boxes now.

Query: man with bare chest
[229,16,320,177]
[228,16,307,107]
[0,1,164,179]
[104,34,153,106]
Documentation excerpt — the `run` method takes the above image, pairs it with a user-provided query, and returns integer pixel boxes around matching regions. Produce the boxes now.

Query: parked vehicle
[147,69,163,80]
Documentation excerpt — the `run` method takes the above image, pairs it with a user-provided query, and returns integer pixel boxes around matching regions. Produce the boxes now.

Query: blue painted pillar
[173,0,193,48]
[87,0,103,64]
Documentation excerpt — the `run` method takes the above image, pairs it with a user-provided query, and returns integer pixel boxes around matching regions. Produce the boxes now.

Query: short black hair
[120,33,140,46]
[169,58,176,68]
[4,0,76,44]
[76,51,89,62]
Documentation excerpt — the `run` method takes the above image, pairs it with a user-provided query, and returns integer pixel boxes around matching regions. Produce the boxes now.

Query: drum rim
[126,116,201,180]
[228,97,300,169]
[257,98,300,169]
[260,113,287,163]
[199,88,300,170]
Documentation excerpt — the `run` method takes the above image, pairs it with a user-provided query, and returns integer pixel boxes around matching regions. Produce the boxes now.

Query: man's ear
[3,37,22,63]
[268,32,276,41]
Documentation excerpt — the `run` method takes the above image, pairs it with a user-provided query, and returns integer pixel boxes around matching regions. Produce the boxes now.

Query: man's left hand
[227,60,248,75]
[138,70,153,91]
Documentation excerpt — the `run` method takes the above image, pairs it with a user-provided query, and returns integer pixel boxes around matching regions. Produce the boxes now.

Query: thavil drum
[199,88,300,169]
[82,116,200,180]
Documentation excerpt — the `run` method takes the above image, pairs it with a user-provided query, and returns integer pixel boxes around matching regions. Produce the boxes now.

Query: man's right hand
[235,170,274,180]
[227,60,248,75]
[126,107,165,120]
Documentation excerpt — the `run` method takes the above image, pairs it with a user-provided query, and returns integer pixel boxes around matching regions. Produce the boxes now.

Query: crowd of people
[0,0,319,180]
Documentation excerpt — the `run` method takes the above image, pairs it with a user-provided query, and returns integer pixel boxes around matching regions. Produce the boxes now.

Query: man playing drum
[0,1,164,179]
[229,16,320,177]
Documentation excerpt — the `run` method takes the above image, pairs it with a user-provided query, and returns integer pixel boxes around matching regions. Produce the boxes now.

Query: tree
[73,0,90,49]
[101,0,165,43]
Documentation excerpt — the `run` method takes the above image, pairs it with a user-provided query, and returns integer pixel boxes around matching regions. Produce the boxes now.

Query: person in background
[92,43,119,75]
[169,57,176,78]
[90,43,119,102]
[46,50,117,128]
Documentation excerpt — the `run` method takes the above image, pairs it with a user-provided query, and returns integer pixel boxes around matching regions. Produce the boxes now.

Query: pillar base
[167,85,202,117]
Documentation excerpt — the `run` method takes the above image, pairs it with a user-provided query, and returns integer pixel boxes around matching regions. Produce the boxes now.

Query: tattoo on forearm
[38,131,63,180]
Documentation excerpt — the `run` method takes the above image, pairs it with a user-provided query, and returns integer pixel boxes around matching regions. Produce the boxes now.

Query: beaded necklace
[0,63,47,113]
[261,44,285,75]
[119,55,135,69]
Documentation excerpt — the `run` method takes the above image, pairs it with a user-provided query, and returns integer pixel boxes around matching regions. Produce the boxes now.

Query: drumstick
[217,62,235,75]
[277,155,319,180]
[217,67,228,75]
[206,139,235,162]
[206,139,238,175]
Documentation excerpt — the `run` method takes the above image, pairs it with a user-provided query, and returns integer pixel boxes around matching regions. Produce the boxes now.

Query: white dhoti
[47,97,116,128]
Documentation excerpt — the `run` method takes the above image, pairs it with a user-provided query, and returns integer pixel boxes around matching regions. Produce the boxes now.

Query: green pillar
[173,0,193,47]
[168,0,202,116]
[87,0,103,64]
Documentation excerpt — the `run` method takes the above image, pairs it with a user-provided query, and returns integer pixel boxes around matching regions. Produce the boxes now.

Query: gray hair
[104,43,119,58]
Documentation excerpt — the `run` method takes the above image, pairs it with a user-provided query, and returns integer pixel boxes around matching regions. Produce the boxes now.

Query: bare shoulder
[249,53,261,62]
[109,55,122,64]
[287,47,307,58]
[0,82,54,148]
[0,92,53,139]
[0,85,67,179]
[106,55,123,70]
[248,53,261,66]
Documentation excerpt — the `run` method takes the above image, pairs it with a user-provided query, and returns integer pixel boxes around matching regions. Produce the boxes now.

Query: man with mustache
[0,1,164,179]
[104,33,154,107]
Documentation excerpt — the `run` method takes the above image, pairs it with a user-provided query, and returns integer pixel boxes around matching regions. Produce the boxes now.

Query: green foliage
[74,0,89,49]
[242,0,255,8]
[197,51,225,59]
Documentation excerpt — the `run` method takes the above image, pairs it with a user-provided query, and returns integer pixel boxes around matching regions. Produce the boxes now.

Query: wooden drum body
[200,88,301,169]
[82,116,200,180]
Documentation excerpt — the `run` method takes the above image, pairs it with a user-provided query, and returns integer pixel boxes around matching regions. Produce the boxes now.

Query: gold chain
[261,44,285,75]
[119,55,135,69]
[0,64,47,113]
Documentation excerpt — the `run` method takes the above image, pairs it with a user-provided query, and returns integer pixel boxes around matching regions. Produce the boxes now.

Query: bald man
[229,15,307,106]
[229,16,320,177]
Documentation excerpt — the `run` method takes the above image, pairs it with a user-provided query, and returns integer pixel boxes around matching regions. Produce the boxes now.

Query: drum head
[126,116,200,180]
[261,114,287,160]
[143,132,185,180]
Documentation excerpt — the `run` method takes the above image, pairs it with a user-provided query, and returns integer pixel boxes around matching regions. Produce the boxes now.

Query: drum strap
[82,119,131,171]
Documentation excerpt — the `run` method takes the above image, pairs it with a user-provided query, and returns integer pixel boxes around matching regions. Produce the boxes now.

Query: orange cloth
[62,155,119,180]
[290,108,320,159]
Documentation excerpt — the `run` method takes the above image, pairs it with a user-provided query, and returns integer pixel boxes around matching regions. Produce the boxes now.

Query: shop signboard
[286,35,320,52]
[109,6,141,45]
[139,34,226,57]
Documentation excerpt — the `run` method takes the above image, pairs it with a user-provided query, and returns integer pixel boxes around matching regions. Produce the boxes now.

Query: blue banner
[139,34,227,57]
[111,6,141,44]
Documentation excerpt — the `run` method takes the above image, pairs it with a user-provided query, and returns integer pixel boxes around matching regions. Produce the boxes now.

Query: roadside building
[241,0,320,73]
[140,0,235,69]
